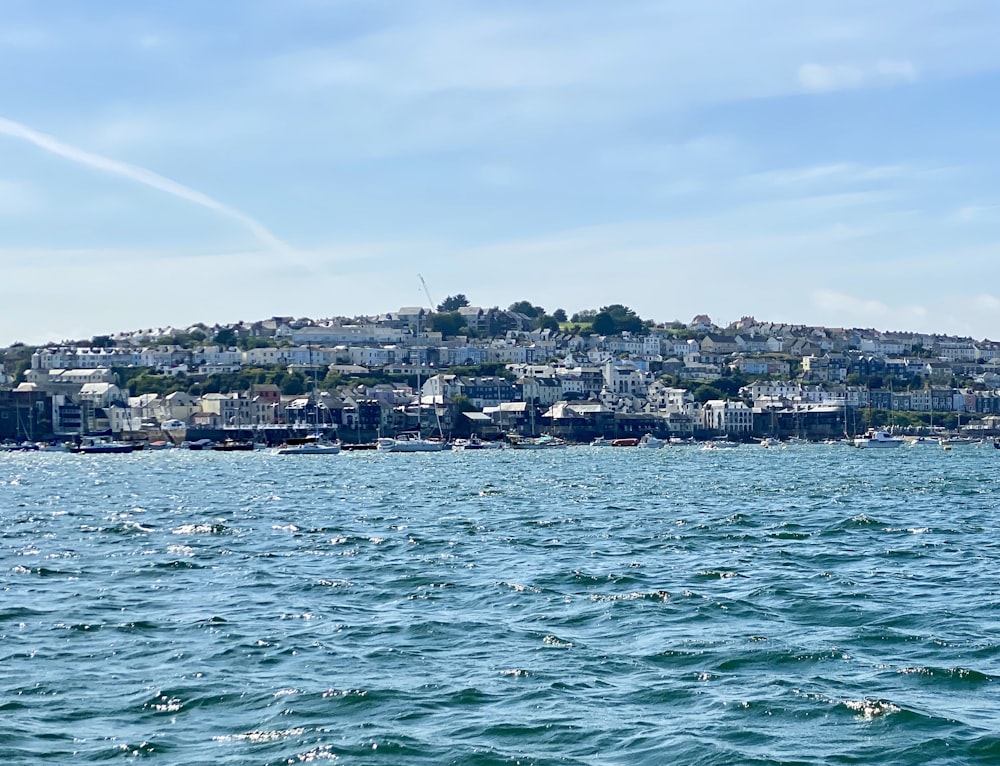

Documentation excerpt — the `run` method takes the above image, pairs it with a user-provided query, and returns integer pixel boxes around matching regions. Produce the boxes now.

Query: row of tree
[426,296,651,339]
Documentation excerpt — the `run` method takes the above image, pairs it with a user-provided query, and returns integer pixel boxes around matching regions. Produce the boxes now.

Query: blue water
[3,444,1000,764]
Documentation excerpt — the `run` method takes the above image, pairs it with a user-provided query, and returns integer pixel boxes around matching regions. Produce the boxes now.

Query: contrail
[0,115,292,255]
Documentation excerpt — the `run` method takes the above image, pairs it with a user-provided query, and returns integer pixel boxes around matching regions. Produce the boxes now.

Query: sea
[2,442,1000,765]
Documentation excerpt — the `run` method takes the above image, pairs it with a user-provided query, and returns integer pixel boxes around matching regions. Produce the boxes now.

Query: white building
[603,360,651,397]
[701,400,753,434]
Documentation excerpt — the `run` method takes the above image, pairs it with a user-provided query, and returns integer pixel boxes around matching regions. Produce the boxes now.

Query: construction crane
[418,274,436,311]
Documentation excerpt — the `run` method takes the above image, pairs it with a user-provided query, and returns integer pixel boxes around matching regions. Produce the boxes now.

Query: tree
[437,294,470,312]
[214,327,238,347]
[280,371,307,396]
[693,384,725,403]
[552,308,568,323]
[508,300,544,318]
[591,312,616,335]
[536,315,560,332]
[427,311,466,338]
[600,304,644,334]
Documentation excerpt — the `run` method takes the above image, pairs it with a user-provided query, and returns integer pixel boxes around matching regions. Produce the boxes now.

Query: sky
[3,0,1000,345]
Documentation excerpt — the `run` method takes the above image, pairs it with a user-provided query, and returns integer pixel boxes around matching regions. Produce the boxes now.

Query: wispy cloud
[0,115,292,256]
[798,59,917,93]
[954,204,1000,223]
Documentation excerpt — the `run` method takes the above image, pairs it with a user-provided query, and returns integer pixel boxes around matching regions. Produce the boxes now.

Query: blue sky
[3,0,1000,345]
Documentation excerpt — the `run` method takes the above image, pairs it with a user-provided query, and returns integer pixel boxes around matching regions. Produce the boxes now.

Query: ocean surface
[3,442,1000,765]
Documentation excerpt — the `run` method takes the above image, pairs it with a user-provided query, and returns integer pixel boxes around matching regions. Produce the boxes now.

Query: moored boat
[638,433,666,449]
[507,434,567,449]
[77,436,138,454]
[212,438,256,452]
[851,429,904,448]
[702,439,739,450]
[610,437,640,447]
[277,434,341,454]
[376,432,446,452]
[452,435,503,450]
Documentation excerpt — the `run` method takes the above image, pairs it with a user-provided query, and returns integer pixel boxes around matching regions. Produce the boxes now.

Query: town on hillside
[2,300,999,445]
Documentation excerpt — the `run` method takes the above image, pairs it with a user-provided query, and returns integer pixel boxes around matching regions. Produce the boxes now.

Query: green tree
[552,308,568,323]
[427,312,466,338]
[693,384,725,403]
[214,327,238,347]
[437,294,470,312]
[600,304,644,334]
[451,394,477,413]
[280,372,307,396]
[536,314,560,332]
[508,300,544,318]
[592,312,616,335]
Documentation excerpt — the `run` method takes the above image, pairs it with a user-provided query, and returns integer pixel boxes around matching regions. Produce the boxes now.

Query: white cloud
[954,204,1000,223]
[798,63,866,92]
[876,59,918,81]
[0,114,292,256]
[798,58,917,93]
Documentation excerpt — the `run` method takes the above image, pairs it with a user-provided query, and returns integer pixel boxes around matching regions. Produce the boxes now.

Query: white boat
[758,436,781,449]
[590,436,615,447]
[851,429,904,448]
[277,434,341,455]
[37,442,72,452]
[507,434,567,450]
[638,433,666,449]
[452,436,504,450]
[702,439,739,450]
[376,432,447,452]
[939,435,979,447]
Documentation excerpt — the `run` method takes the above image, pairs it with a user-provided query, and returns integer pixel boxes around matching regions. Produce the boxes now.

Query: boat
[638,433,666,449]
[277,434,342,455]
[182,438,215,450]
[758,436,781,449]
[701,439,739,450]
[212,438,256,452]
[37,441,72,452]
[591,436,639,447]
[452,435,503,450]
[939,435,979,447]
[507,434,567,449]
[376,432,447,452]
[77,436,138,454]
[377,364,448,452]
[851,429,904,449]
[340,442,377,451]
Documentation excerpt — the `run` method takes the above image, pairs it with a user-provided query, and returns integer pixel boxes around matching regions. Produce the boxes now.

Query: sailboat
[376,367,446,452]
[276,353,341,455]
